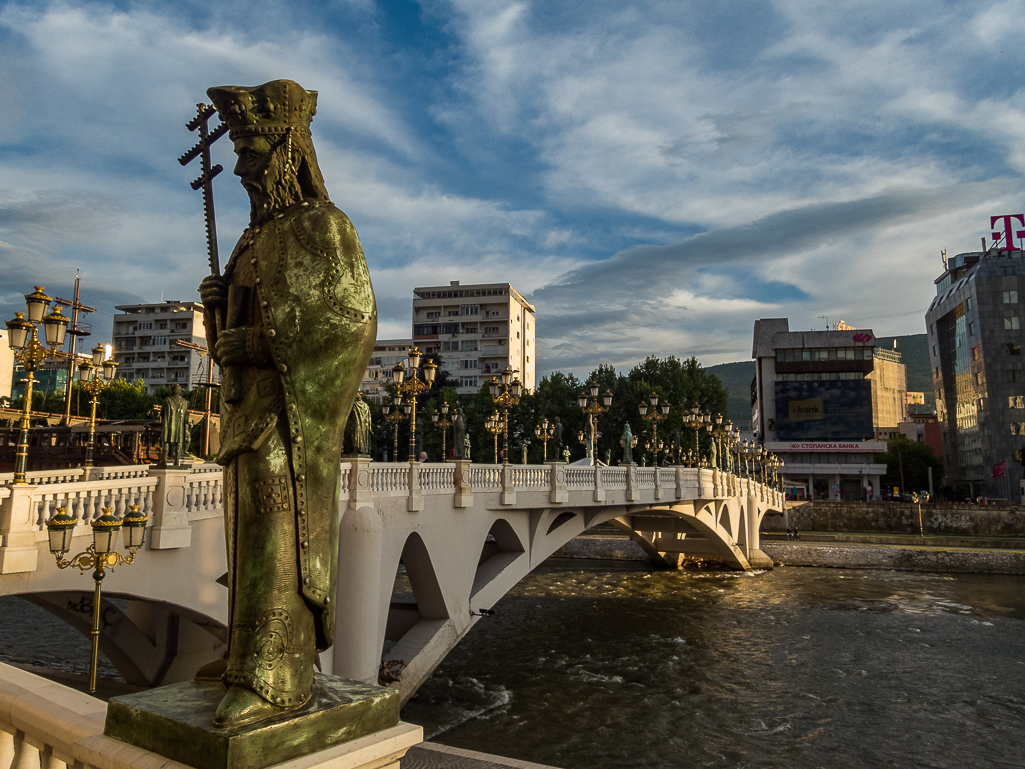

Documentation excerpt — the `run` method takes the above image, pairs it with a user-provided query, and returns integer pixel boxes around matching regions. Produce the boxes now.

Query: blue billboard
[774,380,874,441]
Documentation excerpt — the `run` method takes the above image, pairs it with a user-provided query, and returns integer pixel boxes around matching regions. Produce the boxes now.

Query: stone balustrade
[0,460,783,578]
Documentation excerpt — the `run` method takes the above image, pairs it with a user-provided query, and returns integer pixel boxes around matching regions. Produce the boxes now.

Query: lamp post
[534,419,556,461]
[638,392,670,467]
[912,491,929,537]
[381,395,406,462]
[578,381,613,465]
[485,410,503,464]
[45,504,146,694]
[392,348,436,462]
[431,401,453,461]
[710,416,732,470]
[488,366,522,465]
[683,406,711,466]
[6,287,71,484]
[78,345,119,470]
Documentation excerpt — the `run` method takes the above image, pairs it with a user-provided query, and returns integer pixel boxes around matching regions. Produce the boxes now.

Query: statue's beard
[248,141,304,223]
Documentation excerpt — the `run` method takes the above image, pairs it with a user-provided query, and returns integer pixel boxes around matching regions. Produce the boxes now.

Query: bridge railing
[0,661,185,769]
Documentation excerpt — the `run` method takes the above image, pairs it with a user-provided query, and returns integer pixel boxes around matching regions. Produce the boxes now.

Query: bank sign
[765,441,887,452]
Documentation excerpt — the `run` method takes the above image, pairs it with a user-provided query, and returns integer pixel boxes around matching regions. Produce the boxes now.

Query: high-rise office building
[110,301,213,394]
[925,246,1025,500]
[411,281,536,396]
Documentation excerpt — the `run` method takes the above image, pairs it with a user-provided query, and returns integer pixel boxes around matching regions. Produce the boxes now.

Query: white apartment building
[111,301,213,394]
[412,281,536,396]
[361,338,413,403]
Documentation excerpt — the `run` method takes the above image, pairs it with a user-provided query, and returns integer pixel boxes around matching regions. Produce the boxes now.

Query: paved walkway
[402,742,559,769]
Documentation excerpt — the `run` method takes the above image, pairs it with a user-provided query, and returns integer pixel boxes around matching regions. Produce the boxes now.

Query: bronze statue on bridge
[198,79,377,729]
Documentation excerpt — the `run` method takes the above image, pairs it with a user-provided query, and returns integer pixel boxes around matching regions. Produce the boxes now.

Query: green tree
[877,435,943,494]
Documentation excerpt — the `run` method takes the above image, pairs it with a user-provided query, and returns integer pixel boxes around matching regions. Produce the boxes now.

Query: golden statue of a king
[199,79,377,728]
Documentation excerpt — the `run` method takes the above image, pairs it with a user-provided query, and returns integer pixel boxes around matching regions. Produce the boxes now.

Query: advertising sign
[774,379,874,441]
[905,392,925,405]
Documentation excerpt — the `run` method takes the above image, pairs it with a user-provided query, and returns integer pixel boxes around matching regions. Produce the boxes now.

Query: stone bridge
[0,461,782,703]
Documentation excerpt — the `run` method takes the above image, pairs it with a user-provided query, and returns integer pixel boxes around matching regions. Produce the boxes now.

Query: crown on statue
[207,79,318,140]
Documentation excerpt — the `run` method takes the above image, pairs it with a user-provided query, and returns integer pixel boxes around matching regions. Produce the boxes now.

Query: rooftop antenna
[941,249,947,269]
[819,315,830,330]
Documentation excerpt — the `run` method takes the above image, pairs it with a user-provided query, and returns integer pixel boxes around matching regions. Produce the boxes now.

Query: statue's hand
[200,274,229,310]
[214,327,250,367]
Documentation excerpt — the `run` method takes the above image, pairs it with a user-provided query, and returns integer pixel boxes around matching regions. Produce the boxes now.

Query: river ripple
[402,560,1025,769]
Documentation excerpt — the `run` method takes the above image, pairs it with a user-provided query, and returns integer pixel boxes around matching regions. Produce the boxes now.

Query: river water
[2,561,1024,768]
[403,560,1025,769]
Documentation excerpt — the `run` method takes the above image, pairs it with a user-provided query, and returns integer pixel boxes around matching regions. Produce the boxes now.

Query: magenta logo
[852,332,873,342]
[991,214,1025,251]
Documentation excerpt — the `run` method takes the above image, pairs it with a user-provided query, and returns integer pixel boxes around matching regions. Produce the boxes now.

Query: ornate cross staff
[178,103,228,330]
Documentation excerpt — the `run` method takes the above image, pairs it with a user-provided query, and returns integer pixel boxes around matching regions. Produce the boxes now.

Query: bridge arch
[10,591,223,688]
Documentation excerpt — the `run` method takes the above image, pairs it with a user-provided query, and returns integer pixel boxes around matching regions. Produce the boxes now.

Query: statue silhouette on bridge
[198,79,377,729]
[159,384,191,467]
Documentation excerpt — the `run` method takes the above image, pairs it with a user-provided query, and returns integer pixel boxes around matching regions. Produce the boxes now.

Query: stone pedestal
[104,674,411,769]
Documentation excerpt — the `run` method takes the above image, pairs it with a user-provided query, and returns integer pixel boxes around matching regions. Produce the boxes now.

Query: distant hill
[704,333,932,428]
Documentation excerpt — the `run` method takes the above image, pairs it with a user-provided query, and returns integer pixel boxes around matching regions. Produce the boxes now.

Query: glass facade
[937,304,982,487]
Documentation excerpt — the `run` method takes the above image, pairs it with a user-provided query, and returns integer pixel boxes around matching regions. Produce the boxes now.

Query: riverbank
[554,532,1025,574]
[762,541,1025,574]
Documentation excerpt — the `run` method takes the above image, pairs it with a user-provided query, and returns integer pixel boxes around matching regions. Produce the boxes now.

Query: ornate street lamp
[578,381,613,465]
[6,287,71,483]
[431,401,453,461]
[710,416,732,470]
[381,394,406,462]
[45,504,146,693]
[682,406,712,466]
[488,366,522,465]
[534,418,556,461]
[392,348,436,462]
[638,391,670,466]
[78,344,119,470]
[485,410,503,464]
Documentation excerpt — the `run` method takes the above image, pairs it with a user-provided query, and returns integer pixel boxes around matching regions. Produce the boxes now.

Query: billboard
[774,380,873,441]
[905,392,925,405]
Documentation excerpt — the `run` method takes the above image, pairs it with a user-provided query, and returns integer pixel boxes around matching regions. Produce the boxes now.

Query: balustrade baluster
[10,732,40,769]
[0,728,14,769]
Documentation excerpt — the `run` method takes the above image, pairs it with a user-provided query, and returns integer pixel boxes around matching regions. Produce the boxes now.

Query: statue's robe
[209,199,376,706]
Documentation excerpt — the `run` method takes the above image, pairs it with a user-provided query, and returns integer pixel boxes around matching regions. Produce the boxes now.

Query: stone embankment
[766,500,1025,537]
[761,541,1025,575]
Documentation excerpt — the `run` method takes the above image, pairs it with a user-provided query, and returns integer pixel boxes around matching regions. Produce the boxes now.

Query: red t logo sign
[990,214,1025,251]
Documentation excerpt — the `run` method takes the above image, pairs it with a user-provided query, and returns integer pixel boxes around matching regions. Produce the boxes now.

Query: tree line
[366,355,729,464]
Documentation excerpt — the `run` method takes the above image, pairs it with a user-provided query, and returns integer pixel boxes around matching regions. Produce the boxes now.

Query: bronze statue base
[104,674,400,769]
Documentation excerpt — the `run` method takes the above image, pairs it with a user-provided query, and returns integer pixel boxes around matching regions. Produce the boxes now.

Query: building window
[460,304,479,316]
[516,332,520,339]
[1005,317,1021,330]
[1009,396,1025,409]
[1004,290,1019,304]
[934,366,940,378]
[459,359,478,369]
[137,321,153,330]
[442,341,459,351]
[966,297,973,310]
[426,312,440,320]
[971,347,979,361]
[969,321,976,335]
[459,376,478,388]
[460,340,478,351]
[1009,370,1021,383]
[1008,344,1021,356]
[526,356,530,363]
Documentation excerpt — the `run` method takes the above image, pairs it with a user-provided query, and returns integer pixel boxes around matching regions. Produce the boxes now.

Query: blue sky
[1,0,1023,375]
